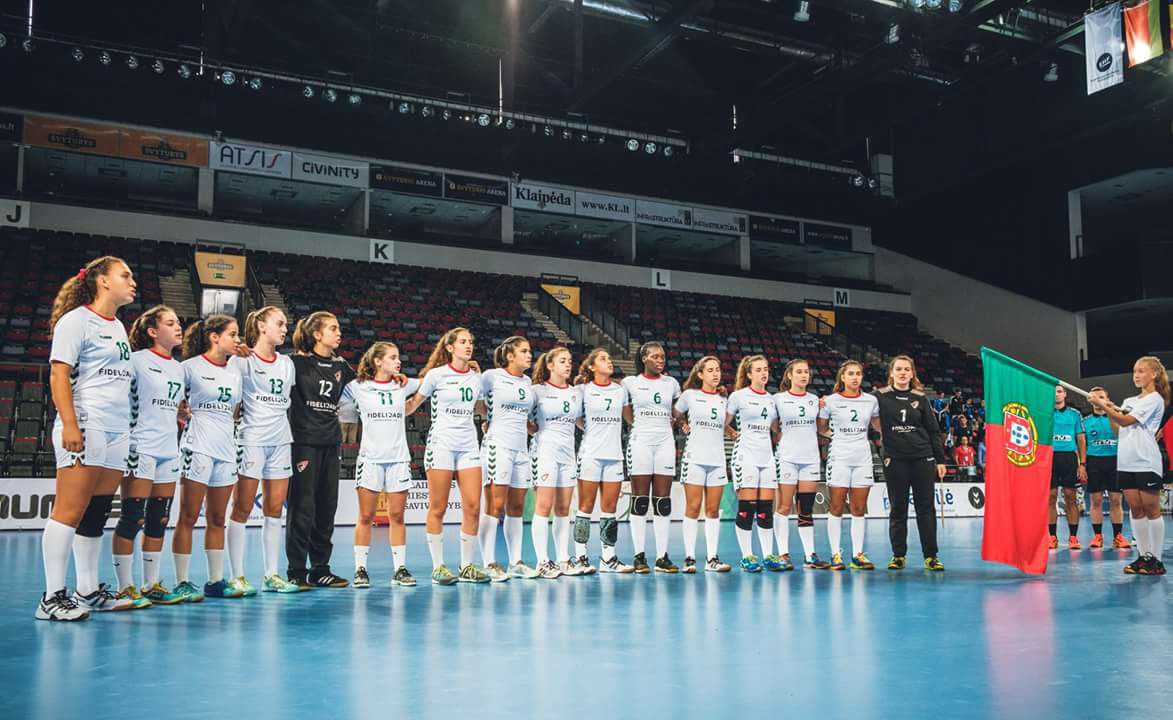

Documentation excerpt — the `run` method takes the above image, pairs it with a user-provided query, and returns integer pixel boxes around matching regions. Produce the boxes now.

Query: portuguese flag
[1124,0,1165,66]
[980,348,1057,575]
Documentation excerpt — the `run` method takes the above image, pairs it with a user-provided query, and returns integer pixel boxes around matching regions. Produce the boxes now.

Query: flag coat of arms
[981,348,1057,574]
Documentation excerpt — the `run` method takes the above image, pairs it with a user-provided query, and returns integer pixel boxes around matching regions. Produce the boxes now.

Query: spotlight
[504,118,516,130]
[247,77,262,90]
[867,177,878,190]
[561,129,572,140]
[126,55,139,69]
[22,38,34,52]
[579,132,589,143]
[626,138,640,152]
[885,23,900,45]
[323,89,338,103]
[441,109,452,120]
[177,63,191,79]
[152,59,165,74]
[948,0,962,11]
[851,174,865,188]
[925,0,942,9]
[220,70,236,86]
[98,51,111,66]
[794,1,810,22]
[477,113,491,127]
[1043,62,1058,82]
[303,85,315,99]
[71,47,84,62]
[663,145,674,157]
[644,142,657,154]
[0,33,6,49]
[544,126,554,137]
[348,93,362,105]
[596,135,607,144]
[398,102,412,114]
[421,106,435,118]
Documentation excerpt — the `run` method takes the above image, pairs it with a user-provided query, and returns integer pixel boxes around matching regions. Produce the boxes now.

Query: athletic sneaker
[887,556,906,570]
[458,564,490,583]
[392,567,417,587]
[778,553,795,571]
[1048,535,1059,550]
[850,553,875,571]
[682,557,697,574]
[632,552,651,574]
[828,552,846,571]
[173,580,205,603]
[1114,533,1132,549]
[762,554,784,572]
[654,554,679,574]
[1124,556,1145,575]
[705,556,732,573]
[309,572,349,589]
[36,589,90,621]
[923,556,945,572]
[485,562,509,582]
[510,561,541,579]
[353,567,371,589]
[1089,533,1104,549]
[740,555,763,573]
[431,565,457,585]
[142,582,185,605]
[74,583,136,612]
[1068,536,1082,551]
[538,560,562,579]
[287,574,314,592]
[561,559,584,577]
[116,584,153,609]
[577,556,597,575]
[804,553,831,570]
[203,579,244,599]
[262,575,302,594]
[598,557,634,574]
[1149,557,1167,576]
[230,576,258,597]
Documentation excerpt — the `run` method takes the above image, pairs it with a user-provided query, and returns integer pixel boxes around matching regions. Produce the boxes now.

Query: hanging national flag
[1124,0,1165,66]
[1085,2,1125,95]
[980,348,1057,575]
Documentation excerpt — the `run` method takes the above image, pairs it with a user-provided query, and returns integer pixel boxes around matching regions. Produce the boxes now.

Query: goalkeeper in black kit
[873,355,948,571]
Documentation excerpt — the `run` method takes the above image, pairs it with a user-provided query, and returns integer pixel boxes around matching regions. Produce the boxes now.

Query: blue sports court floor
[3,517,1170,719]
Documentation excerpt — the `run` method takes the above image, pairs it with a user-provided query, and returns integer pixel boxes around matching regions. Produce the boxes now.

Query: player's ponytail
[356,342,396,382]
[733,354,768,391]
[832,360,865,395]
[182,314,235,360]
[49,255,127,335]
[532,347,571,386]
[573,347,609,386]
[494,335,528,370]
[128,304,176,352]
[683,356,719,391]
[779,358,810,393]
[244,305,283,348]
[1138,356,1171,407]
[292,311,336,355]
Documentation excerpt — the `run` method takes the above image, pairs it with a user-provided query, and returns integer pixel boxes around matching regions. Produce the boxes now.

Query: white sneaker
[706,557,732,573]
[561,559,584,576]
[510,561,540,579]
[35,589,90,621]
[538,560,562,579]
[577,555,597,575]
[485,562,510,582]
[598,556,635,574]
[73,583,135,612]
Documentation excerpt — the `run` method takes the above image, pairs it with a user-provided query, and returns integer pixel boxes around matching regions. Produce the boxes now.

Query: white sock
[630,511,648,554]
[532,515,550,564]
[113,553,134,589]
[1132,517,1148,556]
[226,520,248,579]
[206,548,224,583]
[73,534,102,595]
[851,516,866,557]
[174,552,191,584]
[262,517,282,577]
[774,513,790,555]
[735,526,753,557]
[600,512,617,561]
[828,515,843,556]
[41,519,75,594]
[142,551,161,587]
[683,517,699,559]
[704,518,720,560]
[652,514,670,558]
[478,515,499,566]
[460,532,477,568]
[553,516,571,563]
[391,545,406,571]
[504,516,524,565]
[798,525,815,559]
[1150,516,1165,559]
[354,545,370,571]
[757,526,774,557]
[426,533,444,569]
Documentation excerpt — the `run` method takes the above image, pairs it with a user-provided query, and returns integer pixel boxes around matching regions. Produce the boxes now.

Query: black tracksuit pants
[885,458,939,558]
[286,444,340,578]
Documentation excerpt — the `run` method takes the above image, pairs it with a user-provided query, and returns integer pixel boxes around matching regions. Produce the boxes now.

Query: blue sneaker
[740,555,763,573]
[204,579,244,599]
[762,554,784,572]
[172,580,204,603]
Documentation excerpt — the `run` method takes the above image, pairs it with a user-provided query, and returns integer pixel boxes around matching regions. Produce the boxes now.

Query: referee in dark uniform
[874,356,948,571]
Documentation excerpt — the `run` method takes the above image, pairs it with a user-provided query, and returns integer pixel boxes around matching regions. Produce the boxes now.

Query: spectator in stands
[955,415,972,442]
[953,436,976,478]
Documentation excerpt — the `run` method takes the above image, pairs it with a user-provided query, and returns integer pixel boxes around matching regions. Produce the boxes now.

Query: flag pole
[1058,380,1091,399]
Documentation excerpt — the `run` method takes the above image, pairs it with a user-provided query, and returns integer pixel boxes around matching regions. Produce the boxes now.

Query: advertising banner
[804,222,853,250]
[692,207,747,236]
[1085,3,1124,94]
[193,251,247,288]
[512,181,575,214]
[210,141,292,178]
[541,284,581,314]
[292,151,369,188]
[575,191,635,222]
[23,115,120,156]
[749,215,801,244]
[370,164,443,196]
[444,173,509,205]
[118,129,209,167]
[636,199,692,228]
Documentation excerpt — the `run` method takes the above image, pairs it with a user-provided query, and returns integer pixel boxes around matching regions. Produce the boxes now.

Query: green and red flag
[981,348,1057,575]
[1124,0,1165,66]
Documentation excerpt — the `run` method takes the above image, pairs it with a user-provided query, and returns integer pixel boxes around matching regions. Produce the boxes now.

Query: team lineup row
[33,256,1172,622]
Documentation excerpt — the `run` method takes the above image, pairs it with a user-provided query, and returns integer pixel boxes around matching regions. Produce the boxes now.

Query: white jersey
[418,364,482,451]
[1116,393,1165,475]
[775,390,821,465]
[129,349,184,458]
[622,373,680,445]
[229,352,296,446]
[50,305,133,433]
[579,381,627,461]
[339,378,421,463]
[481,369,535,452]
[819,392,879,466]
[727,387,778,465]
[179,355,242,463]
[675,389,727,466]
[532,383,582,465]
